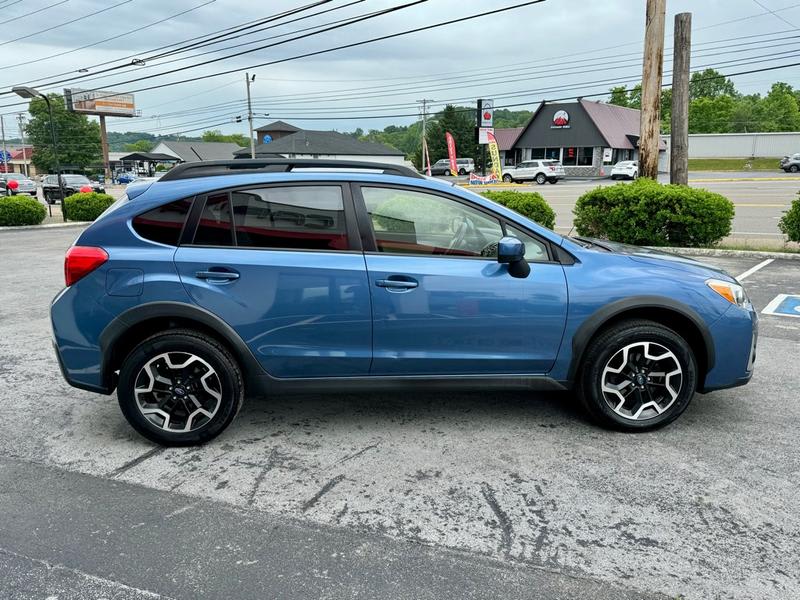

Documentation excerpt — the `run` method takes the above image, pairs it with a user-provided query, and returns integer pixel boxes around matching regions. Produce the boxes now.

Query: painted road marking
[762,294,800,318]
[737,259,774,281]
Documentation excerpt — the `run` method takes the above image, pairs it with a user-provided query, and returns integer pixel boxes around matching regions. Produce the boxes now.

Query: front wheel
[117,329,244,446]
[790,165,799,173]
[576,320,697,432]
[535,173,547,185]
[458,168,467,175]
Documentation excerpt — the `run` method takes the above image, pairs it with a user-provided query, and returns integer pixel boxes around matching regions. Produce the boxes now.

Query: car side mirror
[497,236,531,279]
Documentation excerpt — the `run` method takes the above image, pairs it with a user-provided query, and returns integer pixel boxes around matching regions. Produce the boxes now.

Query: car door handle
[196,270,240,282]
[376,277,418,290]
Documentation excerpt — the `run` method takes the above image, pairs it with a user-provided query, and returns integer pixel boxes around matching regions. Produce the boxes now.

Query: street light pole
[12,86,66,220]
[246,73,256,159]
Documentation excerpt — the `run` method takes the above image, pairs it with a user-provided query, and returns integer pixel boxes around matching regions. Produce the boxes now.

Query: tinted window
[193,193,233,246]
[362,187,503,257]
[64,175,91,184]
[132,199,192,246]
[231,186,348,251]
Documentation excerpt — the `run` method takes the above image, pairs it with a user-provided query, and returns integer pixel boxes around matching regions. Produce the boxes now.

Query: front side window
[362,187,503,258]
[505,224,549,262]
[231,186,348,251]
[132,198,192,246]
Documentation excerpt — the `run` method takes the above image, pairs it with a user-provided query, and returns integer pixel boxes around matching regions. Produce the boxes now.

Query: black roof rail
[158,159,423,182]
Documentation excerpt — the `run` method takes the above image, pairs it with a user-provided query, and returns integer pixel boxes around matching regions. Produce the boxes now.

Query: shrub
[481,190,556,230]
[0,195,47,226]
[573,178,734,247]
[778,193,800,242]
[63,192,115,222]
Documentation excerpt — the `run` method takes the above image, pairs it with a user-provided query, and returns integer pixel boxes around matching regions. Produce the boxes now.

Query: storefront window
[545,148,560,160]
[531,148,545,159]
[562,147,577,166]
[578,147,594,166]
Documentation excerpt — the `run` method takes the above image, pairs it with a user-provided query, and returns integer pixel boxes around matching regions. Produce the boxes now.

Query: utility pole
[670,12,692,185]
[17,114,28,177]
[639,0,666,180]
[417,99,433,175]
[246,72,256,159]
[1,116,7,175]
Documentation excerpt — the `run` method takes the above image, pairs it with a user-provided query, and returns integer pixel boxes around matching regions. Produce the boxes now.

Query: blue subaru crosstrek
[51,160,757,445]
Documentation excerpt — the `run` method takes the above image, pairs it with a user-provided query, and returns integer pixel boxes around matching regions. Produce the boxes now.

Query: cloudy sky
[0,0,798,137]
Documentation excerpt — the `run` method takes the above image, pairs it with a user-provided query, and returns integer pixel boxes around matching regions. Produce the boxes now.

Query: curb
[651,247,800,261]
[0,221,92,233]
[689,177,799,183]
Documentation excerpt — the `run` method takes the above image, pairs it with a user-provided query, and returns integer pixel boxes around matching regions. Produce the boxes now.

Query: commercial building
[510,99,667,176]
[150,140,245,163]
[235,123,407,165]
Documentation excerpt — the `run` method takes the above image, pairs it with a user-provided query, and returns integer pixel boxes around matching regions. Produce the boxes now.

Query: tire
[611,175,619,180]
[535,173,547,185]
[459,168,467,175]
[117,329,244,446]
[631,172,638,180]
[790,165,799,173]
[503,174,513,183]
[576,319,698,432]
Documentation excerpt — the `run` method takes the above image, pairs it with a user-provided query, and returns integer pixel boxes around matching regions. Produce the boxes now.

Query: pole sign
[487,131,503,180]
[479,99,494,128]
[445,131,458,176]
[65,88,137,117]
[478,127,494,144]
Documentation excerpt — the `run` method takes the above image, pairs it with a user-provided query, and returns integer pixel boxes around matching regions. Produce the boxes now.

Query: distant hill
[106,131,202,152]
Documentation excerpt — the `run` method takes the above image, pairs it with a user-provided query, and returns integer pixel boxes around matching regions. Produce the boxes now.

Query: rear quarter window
[132,198,192,246]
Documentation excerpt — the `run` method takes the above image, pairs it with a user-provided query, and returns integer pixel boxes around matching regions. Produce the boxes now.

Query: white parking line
[736,258,774,281]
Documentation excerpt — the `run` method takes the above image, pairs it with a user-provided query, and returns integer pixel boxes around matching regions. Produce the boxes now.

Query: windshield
[63,175,91,184]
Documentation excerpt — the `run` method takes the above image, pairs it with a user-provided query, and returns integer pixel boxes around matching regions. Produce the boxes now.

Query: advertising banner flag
[487,131,503,179]
[445,131,458,176]
[468,172,499,185]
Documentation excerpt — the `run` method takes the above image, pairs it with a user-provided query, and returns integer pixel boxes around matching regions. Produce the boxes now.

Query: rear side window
[193,193,233,246]
[231,186,348,251]
[132,199,192,246]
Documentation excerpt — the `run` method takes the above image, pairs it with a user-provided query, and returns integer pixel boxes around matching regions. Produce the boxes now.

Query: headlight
[707,278,750,308]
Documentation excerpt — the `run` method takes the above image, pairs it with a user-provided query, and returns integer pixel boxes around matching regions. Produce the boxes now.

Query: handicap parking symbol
[762,294,800,318]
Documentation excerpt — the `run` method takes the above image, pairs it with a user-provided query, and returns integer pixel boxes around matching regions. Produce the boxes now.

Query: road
[1,227,799,598]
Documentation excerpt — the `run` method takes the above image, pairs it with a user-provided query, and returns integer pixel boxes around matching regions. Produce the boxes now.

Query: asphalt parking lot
[0,227,798,599]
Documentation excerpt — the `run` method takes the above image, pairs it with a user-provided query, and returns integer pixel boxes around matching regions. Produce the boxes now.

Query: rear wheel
[459,168,467,175]
[576,320,697,432]
[503,174,513,183]
[535,173,547,185]
[117,329,244,446]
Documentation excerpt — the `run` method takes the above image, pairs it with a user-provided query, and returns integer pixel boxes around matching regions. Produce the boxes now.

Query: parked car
[50,159,758,445]
[116,172,138,184]
[611,160,639,180]
[0,173,37,196]
[430,158,475,176]
[779,154,800,173]
[502,160,565,184]
[42,174,105,204]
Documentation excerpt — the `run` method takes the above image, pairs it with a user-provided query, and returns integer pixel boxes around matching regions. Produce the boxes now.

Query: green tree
[424,105,479,167]
[123,139,154,153]
[689,95,736,133]
[26,93,101,173]
[760,83,800,132]
[201,129,250,147]
[608,86,631,108]
[690,68,736,100]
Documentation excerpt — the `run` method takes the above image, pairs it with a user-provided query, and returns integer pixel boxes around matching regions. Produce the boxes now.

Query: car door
[517,161,536,180]
[173,183,372,378]
[354,184,568,376]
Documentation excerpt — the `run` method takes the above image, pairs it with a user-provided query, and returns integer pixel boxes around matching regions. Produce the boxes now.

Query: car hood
[584,238,736,281]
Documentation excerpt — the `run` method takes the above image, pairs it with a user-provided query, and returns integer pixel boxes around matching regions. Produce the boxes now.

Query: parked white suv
[502,160,565,184]
[610,160,639,180]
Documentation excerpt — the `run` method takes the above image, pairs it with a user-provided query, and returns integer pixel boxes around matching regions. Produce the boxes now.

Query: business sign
[65,88,136,117]
[445,131,458,177]
[262,134,273,144]
[479,99,494,128]
[478,127,494,145]
[551,110,570,129]
[487,131,503,180]
[603,148,613,162]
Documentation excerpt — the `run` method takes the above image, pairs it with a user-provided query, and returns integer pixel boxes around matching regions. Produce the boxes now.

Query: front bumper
[700,305,758,392]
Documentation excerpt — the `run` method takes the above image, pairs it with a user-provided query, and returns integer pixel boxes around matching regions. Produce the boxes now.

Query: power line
[750,0,799,28]
[0,0,135,48]
[0,0,70,26]
[2,0,217,71]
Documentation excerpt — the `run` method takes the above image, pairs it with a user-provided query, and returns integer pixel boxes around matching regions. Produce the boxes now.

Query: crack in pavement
[109,447,166,479]
[481,482,514,558]
[303,474,345,512]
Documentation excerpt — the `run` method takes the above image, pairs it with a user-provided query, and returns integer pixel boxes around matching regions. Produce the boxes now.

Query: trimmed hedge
[778,192,800,243]
[573,178,734,247]
[0,195,47,226]
[481,190,556,230]
[63,192,115,222]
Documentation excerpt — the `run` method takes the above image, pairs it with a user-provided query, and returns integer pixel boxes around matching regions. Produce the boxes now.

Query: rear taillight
[64,246,108,287]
